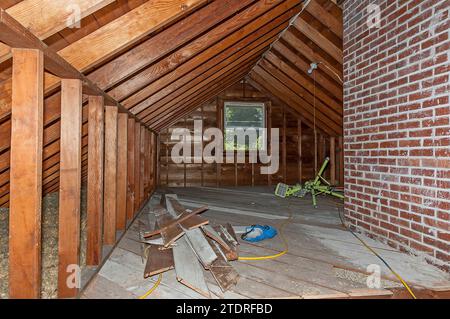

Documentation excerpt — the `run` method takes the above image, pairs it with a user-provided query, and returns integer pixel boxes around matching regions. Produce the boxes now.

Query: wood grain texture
[126,118,135,221]
[8,48,43,299]
[116,113,128,230]
[0,0,115,62]
[104,105,118,245]
[86,96,104,266]
[144,245,174,278]
[58,79,83,298]
[133,123,141,214]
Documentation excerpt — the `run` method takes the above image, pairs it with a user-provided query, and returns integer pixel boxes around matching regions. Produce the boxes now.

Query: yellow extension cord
[139,273,162,299]
[139,201,417,299]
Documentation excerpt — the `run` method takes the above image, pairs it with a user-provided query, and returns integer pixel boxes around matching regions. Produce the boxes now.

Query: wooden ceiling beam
[122,13,293,111]
[246,75,327,136]
[0,9,147,124]
[292,16,342,63]
[273,41,342,101]
[88,0,257,91]
[258,58,341,127]
[264,50,341,115]
[304,0,342,39]
[106,0,302,103]
[152,68,253,130]
[253,65,342,135]
[144,57,259,126]
[282,29,342,81]
[0,0,115,62]
[134,36,275,118]
[155,75,248,132]
[0,0,207,117]
[248,68,340,136]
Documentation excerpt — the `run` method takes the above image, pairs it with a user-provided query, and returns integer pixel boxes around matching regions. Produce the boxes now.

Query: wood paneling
[158,82,340,188]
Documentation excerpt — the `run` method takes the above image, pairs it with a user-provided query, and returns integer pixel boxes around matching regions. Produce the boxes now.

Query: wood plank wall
[159,82,343,188]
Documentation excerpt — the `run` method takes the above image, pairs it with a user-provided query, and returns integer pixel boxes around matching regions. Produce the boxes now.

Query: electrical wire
[139,273,163,299]
[238,202,293,261]
[337,207,417,299]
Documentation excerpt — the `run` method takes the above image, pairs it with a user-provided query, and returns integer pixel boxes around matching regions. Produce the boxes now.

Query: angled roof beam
[133,33,278,117]
[304,0,342,39]
[0,9,143,123]
[0,0,115,62]
[273,41,342,101]
[264,50,341,115]
[248,68,340,136]
[154,72,251,131]
[88,0,257,91]
[143,56,261,125]
[121,11,294,110]
[0,0,207,117]
[149,63,256,129]
[105,0,303,103]
[292,16,342,63]
[258,58,342,127]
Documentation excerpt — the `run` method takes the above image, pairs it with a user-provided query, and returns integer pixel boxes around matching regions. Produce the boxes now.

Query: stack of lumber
[141,194,240,297]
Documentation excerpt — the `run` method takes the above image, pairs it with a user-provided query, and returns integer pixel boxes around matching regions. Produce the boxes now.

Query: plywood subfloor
[82,187,450,299]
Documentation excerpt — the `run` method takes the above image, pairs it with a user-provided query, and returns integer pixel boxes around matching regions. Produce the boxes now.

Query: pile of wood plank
[141,194,240,297]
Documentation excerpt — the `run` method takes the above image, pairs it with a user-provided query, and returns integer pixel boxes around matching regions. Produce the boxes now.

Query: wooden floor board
[83,188,450,299]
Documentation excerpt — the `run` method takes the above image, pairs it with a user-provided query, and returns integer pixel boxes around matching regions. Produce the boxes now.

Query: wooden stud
[58,79,83,298]
[116,113,128,230]
[104,106,118,245]
[140,126,146,205]
[9,48,44,299]
[126,118,135,222]
[86,96,105,266]
[134,123,141,213]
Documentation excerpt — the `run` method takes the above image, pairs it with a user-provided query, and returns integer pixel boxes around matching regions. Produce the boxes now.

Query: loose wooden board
[144,245,174,278]
[185,228,217,269]
[207,237,239,293]
[173,236,210,298]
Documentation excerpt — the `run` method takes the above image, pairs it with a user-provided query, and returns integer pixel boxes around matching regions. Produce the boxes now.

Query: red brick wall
[343,0,450,269]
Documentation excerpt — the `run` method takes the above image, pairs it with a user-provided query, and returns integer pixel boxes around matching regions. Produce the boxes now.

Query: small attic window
[224,101,265,151]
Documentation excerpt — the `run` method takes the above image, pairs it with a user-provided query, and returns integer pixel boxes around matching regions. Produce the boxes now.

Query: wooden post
[151,132,156,192]
[9,48,44,299]
[58,79,83,298]
[126,118,135,222]
[330,136,336,185]
[104,105,118,245]
[134,122,141,214]
[116,113,128,231]
[140,126,146,205]
[144,130,150,197]
[86,96,104,266]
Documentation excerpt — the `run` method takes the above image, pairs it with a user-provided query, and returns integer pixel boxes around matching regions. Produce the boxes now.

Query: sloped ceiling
[0,0,342,206]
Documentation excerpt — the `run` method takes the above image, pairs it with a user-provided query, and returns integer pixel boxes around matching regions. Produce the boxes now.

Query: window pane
[224,102,265,151]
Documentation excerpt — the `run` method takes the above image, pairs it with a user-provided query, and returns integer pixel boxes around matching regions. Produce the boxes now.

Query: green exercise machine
[275,157,344,208]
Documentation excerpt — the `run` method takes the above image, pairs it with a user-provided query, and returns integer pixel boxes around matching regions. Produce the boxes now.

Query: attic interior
[0,0,449,300]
